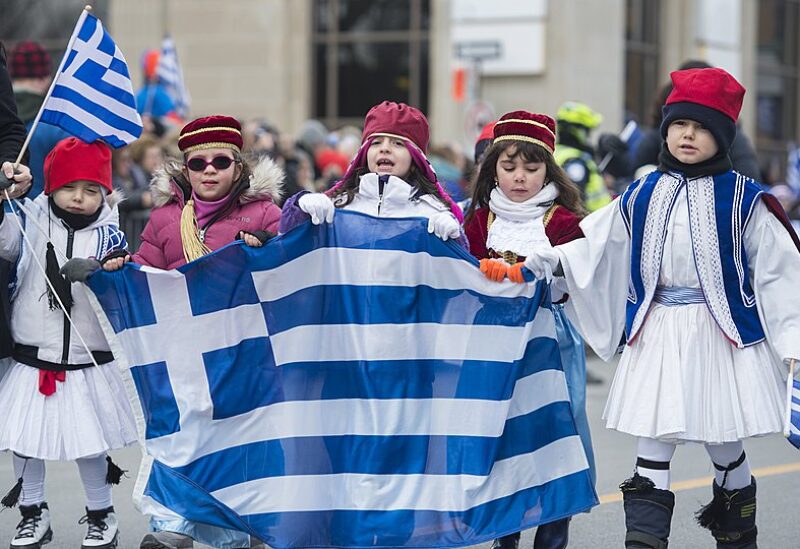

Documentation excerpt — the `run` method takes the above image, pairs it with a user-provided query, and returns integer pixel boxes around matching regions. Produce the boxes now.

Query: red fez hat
[178,115,243,154]
[665,67,745,122]
[362,101,430,152]
[44,138,112,194]
[493,111,557,155]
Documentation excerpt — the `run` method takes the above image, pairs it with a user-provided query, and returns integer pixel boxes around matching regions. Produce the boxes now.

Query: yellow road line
[598,461,800,505]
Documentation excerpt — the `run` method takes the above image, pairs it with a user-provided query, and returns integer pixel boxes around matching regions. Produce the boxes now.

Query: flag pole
[785,358,796,438]
[13,5,93,168]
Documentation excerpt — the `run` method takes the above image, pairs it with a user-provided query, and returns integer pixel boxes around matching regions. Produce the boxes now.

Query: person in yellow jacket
[554,102,613,212]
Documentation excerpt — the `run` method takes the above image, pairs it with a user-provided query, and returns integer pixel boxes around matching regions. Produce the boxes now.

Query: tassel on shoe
[1,477,23,508]
[696,481,727,530]
[619,472,655,493]
[105,456,127,485]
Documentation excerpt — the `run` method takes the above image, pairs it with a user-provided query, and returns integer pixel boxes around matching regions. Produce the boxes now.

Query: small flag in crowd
[39,9,142,148]
[156,35,191,119]
[787,143,800,195]
[87,212,598,548]
[787,364,800,450]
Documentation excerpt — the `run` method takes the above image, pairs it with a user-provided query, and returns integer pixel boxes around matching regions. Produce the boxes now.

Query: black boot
[491,532,520,549]
[620,473,675,549]
[696,476,757,549]
[534,517,570,549]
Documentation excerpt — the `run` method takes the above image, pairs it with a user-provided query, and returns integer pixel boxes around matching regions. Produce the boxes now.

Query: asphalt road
[0,355,797,548]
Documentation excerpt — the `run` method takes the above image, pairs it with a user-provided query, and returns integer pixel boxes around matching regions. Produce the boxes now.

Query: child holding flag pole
[0,5,146,548]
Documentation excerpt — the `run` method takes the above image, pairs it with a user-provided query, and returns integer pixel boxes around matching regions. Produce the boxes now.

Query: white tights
[13,452,113,510]
[635,437,752,491]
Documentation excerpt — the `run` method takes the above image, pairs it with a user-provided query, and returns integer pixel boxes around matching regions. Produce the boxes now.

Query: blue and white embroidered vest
[619,170,765,348]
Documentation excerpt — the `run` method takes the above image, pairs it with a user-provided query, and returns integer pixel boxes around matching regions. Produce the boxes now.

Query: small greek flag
[157,35,191,119]
[788,143,800,195]
[788,375,800,450]
[39,9,142,148]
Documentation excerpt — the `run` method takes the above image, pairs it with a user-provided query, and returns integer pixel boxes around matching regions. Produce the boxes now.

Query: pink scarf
[192,192,232,228]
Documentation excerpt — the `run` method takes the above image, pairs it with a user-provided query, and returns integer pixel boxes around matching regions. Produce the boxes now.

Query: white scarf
[486,184,559,257]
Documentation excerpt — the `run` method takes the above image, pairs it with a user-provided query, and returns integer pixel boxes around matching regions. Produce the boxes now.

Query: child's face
[183,148,242,201]
[495,148,547,203]
[666,119,719,164]
[366,136,413,178]
[51,181,104,216]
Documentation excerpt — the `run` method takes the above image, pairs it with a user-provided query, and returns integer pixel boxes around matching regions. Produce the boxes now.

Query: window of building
[624,0,661,127]
[312,0,430,129]
[756,0,800,177]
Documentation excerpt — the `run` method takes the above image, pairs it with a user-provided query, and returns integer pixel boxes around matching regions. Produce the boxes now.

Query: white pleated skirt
[603,302,788,444]
[0,360,138,460]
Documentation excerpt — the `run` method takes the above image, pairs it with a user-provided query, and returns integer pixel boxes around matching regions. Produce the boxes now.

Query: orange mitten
[480,259,508,282]
[507,263,526,283]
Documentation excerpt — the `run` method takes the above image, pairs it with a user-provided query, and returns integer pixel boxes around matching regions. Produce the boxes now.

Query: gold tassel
[180,199,212,263]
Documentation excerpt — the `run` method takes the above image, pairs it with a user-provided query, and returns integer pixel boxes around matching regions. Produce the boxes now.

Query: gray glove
[0,172,13,191]
[60,257,101,283]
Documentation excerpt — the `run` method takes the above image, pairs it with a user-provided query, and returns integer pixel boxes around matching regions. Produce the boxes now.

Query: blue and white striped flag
[156,35,191,118]
[87,212,597,547]
[788,373,800,450]
[39,10,142,148]
[788,143,800,195]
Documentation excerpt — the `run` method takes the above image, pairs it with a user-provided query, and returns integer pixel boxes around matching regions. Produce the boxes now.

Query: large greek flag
[87,212,597,547]
[39,10,142,147]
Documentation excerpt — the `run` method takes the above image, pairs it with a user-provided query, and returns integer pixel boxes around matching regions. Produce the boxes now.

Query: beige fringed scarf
[180,199,212,263]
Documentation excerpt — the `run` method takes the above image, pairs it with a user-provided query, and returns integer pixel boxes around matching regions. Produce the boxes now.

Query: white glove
[427,212,461,241]
[298,193,335,225]
[523,244,560,283]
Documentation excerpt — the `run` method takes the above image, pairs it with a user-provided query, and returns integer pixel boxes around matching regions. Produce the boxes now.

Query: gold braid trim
[492,135,554,155]
[181,142,241,154]
[180,126,242,138]
[494,118,556,138]
[180,199,212,263]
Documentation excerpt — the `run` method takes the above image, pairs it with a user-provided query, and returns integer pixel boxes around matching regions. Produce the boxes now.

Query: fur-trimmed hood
[149,156,285,208]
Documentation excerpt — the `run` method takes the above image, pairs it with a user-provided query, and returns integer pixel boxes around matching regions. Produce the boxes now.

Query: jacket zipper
[377,175,387,215]
[61,227,75,365]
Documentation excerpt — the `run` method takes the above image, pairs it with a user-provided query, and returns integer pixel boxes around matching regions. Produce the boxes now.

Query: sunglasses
[186,156,236,172]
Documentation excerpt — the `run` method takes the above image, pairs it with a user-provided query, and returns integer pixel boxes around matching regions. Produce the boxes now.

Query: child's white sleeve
[749,200,800,362]
[556,198,631,361]
[0,205,22,262]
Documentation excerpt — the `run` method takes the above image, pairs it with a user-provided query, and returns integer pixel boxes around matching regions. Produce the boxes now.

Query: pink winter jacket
[133,157,284,270]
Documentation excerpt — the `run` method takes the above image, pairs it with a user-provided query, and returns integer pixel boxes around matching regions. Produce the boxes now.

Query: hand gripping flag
[39,9,142,147]
[86,212,598,548]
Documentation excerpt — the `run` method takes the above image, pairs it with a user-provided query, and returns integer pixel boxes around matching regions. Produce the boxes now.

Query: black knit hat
[660,102,736,154]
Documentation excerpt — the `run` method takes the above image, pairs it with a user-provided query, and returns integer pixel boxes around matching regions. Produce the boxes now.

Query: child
[102,115,282,549]
[279,101,465,247]
[522,68,800,548]
[463,111,593,549]
[104,115,282,274]
[0,137,137,548]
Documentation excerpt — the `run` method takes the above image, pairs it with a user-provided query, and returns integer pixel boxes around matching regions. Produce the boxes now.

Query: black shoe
[534,517,570,549]
[491,532,520,549]
[696,477,757,549]
[621,473,674,549]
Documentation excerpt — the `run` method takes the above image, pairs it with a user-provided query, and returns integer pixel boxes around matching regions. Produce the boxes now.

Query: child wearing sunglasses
[279,101,465,246]
[103,115,283,272]
[100,116,281,548]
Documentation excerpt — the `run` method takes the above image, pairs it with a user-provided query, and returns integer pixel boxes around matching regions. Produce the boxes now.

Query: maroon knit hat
[8,41,52,79]
[493,111,557,155]
[362,101,430,152]
[178,115,243,154]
